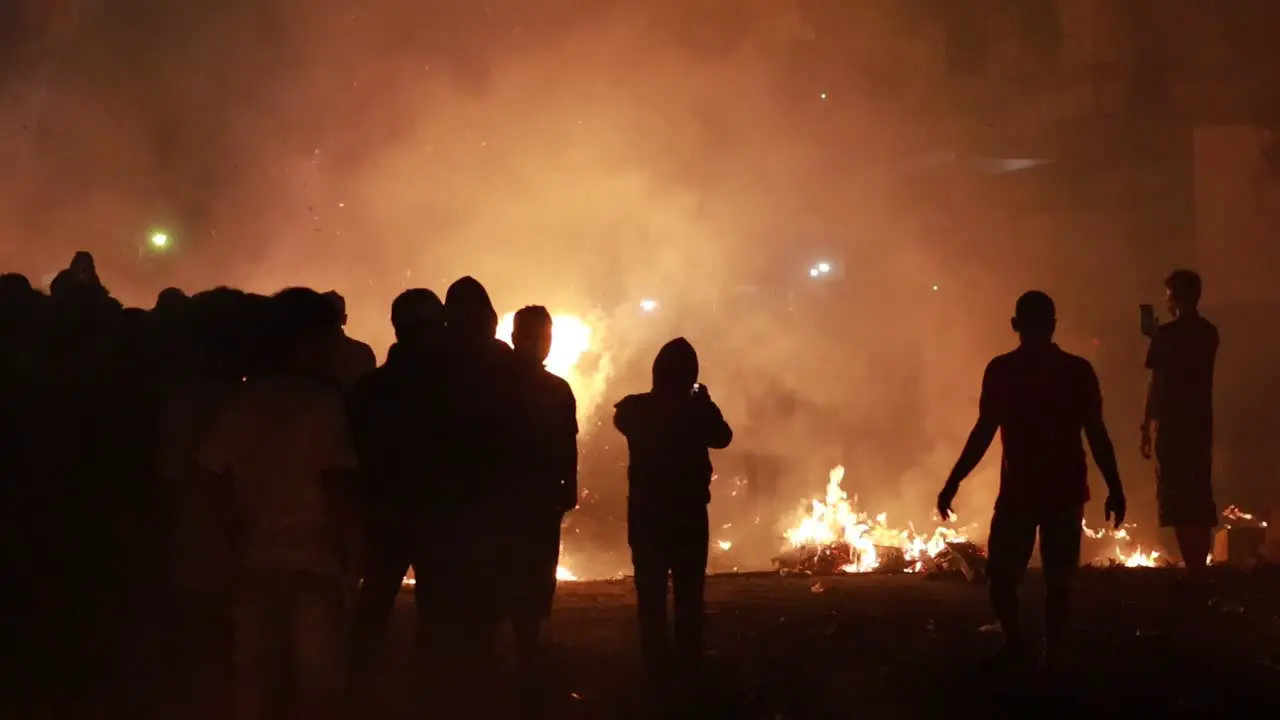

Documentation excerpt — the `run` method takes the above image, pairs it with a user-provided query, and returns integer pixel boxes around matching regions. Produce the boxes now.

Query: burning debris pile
[774,466,971,576]
[1082,520,1164,567]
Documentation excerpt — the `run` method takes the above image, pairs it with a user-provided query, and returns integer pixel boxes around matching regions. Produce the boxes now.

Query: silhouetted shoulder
[613,393,650,435]
[983,351,1017,381]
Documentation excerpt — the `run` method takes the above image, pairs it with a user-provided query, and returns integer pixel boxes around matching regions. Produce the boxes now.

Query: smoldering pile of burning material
[772,466,972,576]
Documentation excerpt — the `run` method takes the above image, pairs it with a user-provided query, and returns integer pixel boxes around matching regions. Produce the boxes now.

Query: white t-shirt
[198,375,358,578]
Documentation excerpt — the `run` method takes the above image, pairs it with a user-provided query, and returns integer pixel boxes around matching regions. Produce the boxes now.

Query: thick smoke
[4,2,1164,570]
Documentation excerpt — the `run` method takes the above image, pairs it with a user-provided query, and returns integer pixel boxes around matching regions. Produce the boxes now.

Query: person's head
[1164,269,1202,317]
[652,337,699,394]
[444,276,498,343]
[512,305,553,363]
[322,291,347,327]
[390,288,444,343]
[1011,290,1056,345]
[270,287,338,374]
[0,272,33,297]
[70,251,96,278]
[154,287,188,314]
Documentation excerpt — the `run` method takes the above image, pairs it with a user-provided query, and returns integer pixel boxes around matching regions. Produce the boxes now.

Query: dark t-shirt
[980,344,1102,511]
[511,360,579,512]
[1145,314,1218,434]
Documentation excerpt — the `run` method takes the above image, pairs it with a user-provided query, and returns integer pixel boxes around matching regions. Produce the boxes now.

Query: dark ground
[14,567,1280,719]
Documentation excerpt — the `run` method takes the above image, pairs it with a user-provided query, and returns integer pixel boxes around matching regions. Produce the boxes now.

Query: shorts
[1155,431,1216,528]
[987,503,1084,587]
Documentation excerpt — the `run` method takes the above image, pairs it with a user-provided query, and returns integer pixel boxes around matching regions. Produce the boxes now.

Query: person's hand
[936,484,958,522]
[1105,492,1127,529]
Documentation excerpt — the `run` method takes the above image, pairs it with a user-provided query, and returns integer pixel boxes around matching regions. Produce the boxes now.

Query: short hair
[323,290,346,317]
[513,305,552,341]
[1165,269,1202,305]
[272,287,336,356]
[1014,290,1055,333]
[390,288,443,332]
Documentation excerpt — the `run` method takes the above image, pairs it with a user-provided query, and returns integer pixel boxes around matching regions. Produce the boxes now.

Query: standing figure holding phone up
[1142,270,1219,583]
[613,337,733,690]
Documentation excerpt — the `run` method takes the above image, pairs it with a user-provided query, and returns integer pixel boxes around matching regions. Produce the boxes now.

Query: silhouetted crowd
[0,251,733,718]
[0,250,1221,717]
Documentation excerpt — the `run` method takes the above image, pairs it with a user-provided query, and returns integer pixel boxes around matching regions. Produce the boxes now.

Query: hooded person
[613,337,733,686]
[421,276,517,714]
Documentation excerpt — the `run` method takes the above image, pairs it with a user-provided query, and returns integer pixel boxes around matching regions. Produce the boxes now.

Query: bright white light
[931,285,939,291]
[819,92,828,100]
[817,262,831,274]
[149,232,169,249]
[808,268,820,278]
[639,299,658,313]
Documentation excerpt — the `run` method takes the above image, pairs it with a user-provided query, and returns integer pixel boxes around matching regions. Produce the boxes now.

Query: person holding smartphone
[613,337,733,691]
[1142,270,1219,583]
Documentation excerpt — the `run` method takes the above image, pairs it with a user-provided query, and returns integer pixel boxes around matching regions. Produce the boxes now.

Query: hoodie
[613,338,733,510]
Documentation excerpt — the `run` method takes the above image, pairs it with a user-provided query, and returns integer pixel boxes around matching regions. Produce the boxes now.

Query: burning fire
[782,466,969,573]
[1082,520,1162,567]
[495,311,611,432]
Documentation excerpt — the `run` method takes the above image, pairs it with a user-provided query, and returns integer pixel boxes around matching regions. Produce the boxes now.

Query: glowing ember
[555,566,578,582]
[1223,505,1267,527]
[781,466,969,574]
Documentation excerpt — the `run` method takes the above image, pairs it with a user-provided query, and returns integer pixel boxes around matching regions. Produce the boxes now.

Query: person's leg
[513,513,562,683]
[230,572,284,720]
[985,505,1038,652]
[630,522,673,682]
[289,573,348,720]
[347,511,410,691]
[1038,505,1084,666]
[670,507,710,674]
[1157,434,1217,580]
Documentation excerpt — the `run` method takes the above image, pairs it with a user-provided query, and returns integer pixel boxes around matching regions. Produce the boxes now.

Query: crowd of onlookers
[0,251,735,718]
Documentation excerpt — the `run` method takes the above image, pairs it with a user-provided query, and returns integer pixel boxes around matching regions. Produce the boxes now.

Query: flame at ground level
[782,466,969,573]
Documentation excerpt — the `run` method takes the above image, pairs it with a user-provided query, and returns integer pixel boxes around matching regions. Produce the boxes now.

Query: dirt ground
[16,567,1280,719]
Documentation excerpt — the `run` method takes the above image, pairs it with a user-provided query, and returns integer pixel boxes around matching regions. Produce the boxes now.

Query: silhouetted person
[938,291,1125,674]
[508,305,578,706]
[347,288,446,690]
[49,250,117,310]
[424,276,516,714]
[198,287,359,720]
[322,290,376,390]
[1141,270,1219,580]
[614,337,732,687]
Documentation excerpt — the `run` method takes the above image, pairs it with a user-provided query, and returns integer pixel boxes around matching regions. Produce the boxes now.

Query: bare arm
[1142,331,1164,434]
[1084,366,1124,496]
[942,364,999,491]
